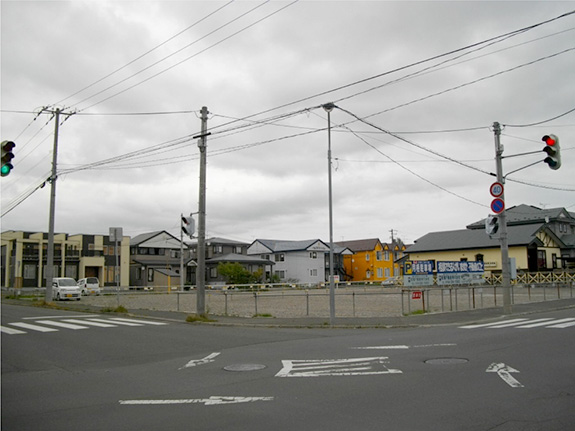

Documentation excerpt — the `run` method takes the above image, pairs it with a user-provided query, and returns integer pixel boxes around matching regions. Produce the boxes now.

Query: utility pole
[42,108,74,302]
[493,122,512,314]
[195,107,209,315]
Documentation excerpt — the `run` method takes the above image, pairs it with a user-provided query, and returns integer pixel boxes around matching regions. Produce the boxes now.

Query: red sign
[491,198,505,214]
[412,291,422,300]
[490,182,504,198]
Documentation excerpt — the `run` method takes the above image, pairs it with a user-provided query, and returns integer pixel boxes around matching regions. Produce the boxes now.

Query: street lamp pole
[323,103,336,325]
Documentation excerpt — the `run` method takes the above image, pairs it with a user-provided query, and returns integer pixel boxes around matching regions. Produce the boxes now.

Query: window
[274,270,286,280]
[377,268,383,278]
[385,268,391,278]
[24,264,36,279]
[210,267,218,278]
[537,250,547,269]
[384,250,390,261]
[475,254,484,262]
[365,253,370,261]
[234,246,243,254]
[376,251,382,261]
[366,270,371,279]
[148,268,154,282]
[310,269,318,277]
[213,245,223,254]
[310,252,317,259]
[275,254,285,262]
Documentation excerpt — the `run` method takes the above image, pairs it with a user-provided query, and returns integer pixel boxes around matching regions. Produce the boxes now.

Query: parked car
[77,277,101,296]
[381,276,400,286]
[52,277,81,301]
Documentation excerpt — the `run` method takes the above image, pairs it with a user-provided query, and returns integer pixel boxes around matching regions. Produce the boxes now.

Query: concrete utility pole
[322,103,336,326]
[493,122,512,314]
[42,108,74,302]
[196,107,209,315]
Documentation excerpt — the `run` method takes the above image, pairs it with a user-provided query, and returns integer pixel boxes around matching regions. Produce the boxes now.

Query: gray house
[248,239,346,284]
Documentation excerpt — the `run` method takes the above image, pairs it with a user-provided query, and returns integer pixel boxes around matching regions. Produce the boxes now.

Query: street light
[322,102,336,325]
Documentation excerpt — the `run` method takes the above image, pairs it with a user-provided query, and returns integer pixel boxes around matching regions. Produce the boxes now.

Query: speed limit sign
[490,182,504,198]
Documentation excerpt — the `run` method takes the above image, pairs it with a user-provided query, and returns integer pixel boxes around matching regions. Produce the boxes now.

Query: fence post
[224,291,228,316]
[254,292,258,316]
[352,291,356,317]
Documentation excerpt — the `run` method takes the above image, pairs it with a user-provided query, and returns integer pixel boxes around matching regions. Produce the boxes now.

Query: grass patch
[186,313,216,323]
[253,313,273,318]
[404,309,426,316]
[101,305,128,314]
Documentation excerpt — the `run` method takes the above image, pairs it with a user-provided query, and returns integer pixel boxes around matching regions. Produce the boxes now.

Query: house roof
[467,205,575,229]
[206,253,274,266]
[251,239,329,253]
[335,238,381,252]
[130,230,183,246]
[406,223,564,253]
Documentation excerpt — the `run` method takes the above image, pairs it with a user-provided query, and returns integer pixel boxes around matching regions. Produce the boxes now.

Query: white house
[247,239,330,284]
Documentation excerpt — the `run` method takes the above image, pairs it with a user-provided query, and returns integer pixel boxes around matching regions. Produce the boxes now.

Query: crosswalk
[1,316,168,335]
[460,317,575,329]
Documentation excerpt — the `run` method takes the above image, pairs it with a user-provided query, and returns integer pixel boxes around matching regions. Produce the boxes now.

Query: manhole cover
[425,358,469,365]
[223,364,267,372]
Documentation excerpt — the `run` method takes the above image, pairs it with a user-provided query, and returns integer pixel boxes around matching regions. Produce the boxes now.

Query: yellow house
[336,238,405,282]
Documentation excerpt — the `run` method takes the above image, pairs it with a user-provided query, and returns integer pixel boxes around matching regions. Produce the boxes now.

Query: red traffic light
[542,135,556,146]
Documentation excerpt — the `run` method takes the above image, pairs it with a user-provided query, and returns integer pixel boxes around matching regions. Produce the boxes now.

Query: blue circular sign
[491,198,505,214]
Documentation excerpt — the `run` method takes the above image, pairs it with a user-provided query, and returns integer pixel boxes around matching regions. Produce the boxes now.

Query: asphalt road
[2,303,575,430]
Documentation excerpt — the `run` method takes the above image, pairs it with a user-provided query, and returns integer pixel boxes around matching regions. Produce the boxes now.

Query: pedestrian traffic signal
[485,214,499,236]
[181,214,195,239]
[1,140,15,177]
[542,134,561,170]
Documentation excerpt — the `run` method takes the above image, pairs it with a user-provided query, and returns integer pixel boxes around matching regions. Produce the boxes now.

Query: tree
[217,262,258,285]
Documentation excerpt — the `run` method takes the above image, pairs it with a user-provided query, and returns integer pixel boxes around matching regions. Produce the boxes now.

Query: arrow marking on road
[180,352,221,369]
[275,357,402,377]
[486,362,524,388]
[120,396,273,406]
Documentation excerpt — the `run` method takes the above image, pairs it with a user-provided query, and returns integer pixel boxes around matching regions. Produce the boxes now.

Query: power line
[53,1,236,107]
[75,1,299,112]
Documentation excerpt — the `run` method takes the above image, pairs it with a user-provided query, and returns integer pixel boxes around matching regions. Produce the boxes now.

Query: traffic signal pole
[492,122,512,314]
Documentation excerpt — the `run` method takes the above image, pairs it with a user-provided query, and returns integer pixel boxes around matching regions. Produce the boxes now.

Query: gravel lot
[79,285,574,318]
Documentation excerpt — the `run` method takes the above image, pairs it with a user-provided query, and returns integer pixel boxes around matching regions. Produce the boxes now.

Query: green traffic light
[1,164,11,176]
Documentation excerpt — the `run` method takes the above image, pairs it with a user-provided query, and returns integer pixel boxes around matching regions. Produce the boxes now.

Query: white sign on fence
[437,261,485,285]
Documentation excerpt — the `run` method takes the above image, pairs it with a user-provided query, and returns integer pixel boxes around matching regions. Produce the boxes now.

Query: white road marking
[93,319,142,327]
[120,396,274,406]
[8,322,59,332]
[180,352,221,369]
[548,319,575,328]
[354,343,456,350]
[517,318,573,328]
[109,318,167,326]
[63,319,118,327]
[1,325,26,335]
[23,315,100,320]
[36,320,89,330]
[486,362,524,388]
[276,357,402,377]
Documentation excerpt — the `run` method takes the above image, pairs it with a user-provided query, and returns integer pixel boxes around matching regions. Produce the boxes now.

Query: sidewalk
[15,296,574,328]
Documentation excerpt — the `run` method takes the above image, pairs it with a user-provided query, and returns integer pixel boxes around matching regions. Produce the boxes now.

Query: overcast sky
[1,0,574,246]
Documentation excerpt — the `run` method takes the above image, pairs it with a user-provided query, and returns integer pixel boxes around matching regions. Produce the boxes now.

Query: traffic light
[542,134,561,170]
[485,214,499,236]
[181,214,195,239]
[1,140,15,177]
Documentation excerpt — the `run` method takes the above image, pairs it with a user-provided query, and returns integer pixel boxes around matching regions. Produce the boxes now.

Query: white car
[78,277,101,296]
[52,277,82,301]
